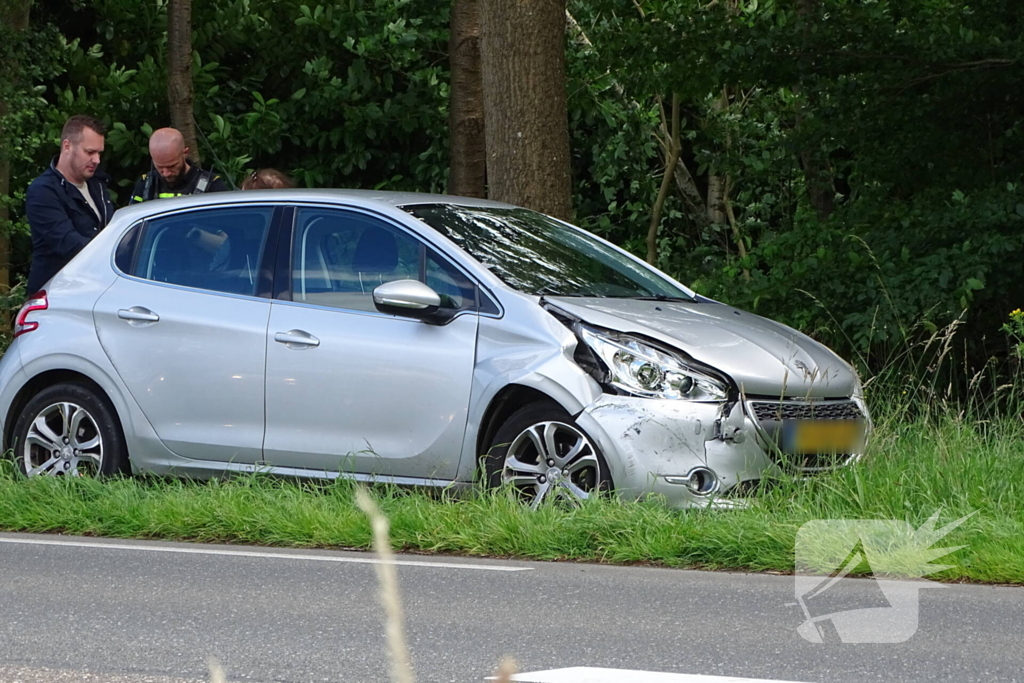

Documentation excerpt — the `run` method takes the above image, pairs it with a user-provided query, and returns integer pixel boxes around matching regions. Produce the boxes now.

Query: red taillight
[14,290,48,337]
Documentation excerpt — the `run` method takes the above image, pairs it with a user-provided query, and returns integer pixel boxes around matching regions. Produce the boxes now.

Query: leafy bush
[3,0,1022,387]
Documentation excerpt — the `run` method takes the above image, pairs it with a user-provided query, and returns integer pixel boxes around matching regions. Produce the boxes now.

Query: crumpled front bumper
[575,395,783,509]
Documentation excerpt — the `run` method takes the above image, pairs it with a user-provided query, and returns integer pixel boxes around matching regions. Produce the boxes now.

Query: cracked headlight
[578,325,728,401]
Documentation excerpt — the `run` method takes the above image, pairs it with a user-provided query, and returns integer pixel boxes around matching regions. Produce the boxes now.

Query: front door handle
[274,330,320,349]
[117,307,160,324]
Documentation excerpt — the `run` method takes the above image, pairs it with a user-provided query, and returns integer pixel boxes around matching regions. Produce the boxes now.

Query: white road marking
[0,665,204,683]
[0,536,531,572]
[497,668,812,683]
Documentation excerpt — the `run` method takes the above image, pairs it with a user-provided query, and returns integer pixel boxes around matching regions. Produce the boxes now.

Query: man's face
[151,146,189,185]
[66,128,105,181]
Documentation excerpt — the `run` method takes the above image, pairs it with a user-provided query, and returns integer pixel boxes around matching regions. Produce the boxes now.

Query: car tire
[484,400,611,509]
[11,382,129,478]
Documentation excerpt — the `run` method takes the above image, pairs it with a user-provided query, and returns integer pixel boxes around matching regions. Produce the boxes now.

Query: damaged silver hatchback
[0,190,868,508]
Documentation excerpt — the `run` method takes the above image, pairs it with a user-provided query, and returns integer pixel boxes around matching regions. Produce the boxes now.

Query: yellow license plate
[783,419,864,454]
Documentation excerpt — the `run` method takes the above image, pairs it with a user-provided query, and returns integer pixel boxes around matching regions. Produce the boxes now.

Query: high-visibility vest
[131,168,216,204]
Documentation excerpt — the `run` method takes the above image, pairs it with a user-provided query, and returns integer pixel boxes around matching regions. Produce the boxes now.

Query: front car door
[93,204,279,464]
[262,205,479,481]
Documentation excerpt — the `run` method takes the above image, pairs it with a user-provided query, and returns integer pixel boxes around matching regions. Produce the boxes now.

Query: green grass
[0,410,1022,584]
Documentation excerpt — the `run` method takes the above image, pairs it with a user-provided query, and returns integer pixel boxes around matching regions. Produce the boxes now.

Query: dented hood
[546,297,860,398]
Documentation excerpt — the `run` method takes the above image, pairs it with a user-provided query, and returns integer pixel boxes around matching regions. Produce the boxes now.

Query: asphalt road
[0,533,1021,683]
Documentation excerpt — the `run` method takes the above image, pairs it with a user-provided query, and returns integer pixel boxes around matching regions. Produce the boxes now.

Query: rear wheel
[12,383,128,478]
[484,400,611,509]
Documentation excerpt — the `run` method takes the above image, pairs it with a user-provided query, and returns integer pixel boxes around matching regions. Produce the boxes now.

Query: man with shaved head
[129,127,228,203]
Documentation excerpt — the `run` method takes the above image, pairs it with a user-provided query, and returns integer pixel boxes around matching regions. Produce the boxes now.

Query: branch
[647,94,681,265]
[565,11,634,107]
[566,10,706,221]
[895,61,1018,94]
[723,175,750,282]
[791,50,1017,70]
[654,100,706,218]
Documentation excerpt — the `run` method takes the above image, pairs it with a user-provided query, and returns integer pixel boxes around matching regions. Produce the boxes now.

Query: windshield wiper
[613,294,696,302]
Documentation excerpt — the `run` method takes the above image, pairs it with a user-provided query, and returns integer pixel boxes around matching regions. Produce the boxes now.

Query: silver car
[0,190,868,508]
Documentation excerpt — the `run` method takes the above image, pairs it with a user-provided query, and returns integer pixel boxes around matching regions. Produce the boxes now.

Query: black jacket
[25,160,115,293]
[129,160,229,203]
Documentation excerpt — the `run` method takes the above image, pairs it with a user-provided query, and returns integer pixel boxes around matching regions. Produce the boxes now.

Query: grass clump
[0,410,1021,583]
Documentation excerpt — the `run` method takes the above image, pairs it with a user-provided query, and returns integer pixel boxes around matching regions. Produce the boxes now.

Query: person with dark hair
[241,168,297,190]
[25,114,116,293]
[129,127,229,203]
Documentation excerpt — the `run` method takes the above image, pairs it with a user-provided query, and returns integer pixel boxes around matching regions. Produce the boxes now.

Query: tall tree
[448,0,486,198]
[166,0,200,162]
[0,0,32,300]
[794,0,834,222]
[480,0,572,219]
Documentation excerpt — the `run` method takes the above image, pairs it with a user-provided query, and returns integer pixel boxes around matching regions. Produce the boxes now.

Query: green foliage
[571,0,1024,369]
[0,280,28,354]
[3,0,1022,376]
[24,0,452,194]
[1,404,1022,582]
[693,186,1024,358]
[564,26,663,244]
[4,0,455,273]
[1004,308,1024,362]
[0,17,68,248]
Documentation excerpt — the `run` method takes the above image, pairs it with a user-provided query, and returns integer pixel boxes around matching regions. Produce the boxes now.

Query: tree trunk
[447,0,486,198]
[795,0,834,222]
[669,151,708,224]
[0,0,32,302]
[480,0,572,220]
[799,147,835,222]
[167,0,200,163]
[705,88,729,227]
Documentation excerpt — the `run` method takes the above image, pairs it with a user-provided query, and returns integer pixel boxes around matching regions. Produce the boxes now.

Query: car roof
[111,188,519,222]
[304,189,516,209]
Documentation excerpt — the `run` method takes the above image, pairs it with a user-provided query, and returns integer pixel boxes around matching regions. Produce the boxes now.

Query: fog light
[664,467,720,496]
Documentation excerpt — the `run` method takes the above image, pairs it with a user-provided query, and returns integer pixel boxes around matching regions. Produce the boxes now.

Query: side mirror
[373,279,442,320]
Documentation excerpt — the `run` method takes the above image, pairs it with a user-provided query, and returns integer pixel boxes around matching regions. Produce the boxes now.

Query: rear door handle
[117,307,160,324]
[274,330,320,349]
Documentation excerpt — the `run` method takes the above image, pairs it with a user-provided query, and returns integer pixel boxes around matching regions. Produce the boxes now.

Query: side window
[291,208,480,315]
[114,223,141,274]
[425,249,477,312]
[292,209,415,312]
[130,207,273,296]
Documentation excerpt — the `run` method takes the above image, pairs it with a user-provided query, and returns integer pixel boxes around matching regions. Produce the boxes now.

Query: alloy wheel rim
[502,420,602,509]
[22,402,104,477]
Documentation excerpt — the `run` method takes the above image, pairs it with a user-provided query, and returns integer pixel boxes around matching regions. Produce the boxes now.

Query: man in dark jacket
[129,127,229,203]
[25,115,116,294]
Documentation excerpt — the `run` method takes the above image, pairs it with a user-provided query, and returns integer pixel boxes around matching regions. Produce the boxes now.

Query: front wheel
[11,382,128,478]
[484,400,611,509]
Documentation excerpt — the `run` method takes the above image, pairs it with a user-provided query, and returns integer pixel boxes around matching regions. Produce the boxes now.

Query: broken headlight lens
[578,325,727,401]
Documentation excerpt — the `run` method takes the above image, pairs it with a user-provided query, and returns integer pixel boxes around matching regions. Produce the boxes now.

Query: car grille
[750,400,864,423]
[746,399,865,471]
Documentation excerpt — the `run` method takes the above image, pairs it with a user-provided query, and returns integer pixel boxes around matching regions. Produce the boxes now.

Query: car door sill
[161,459,469,490]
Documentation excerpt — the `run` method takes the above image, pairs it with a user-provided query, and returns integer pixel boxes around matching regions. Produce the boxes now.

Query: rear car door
[93,204,279,463]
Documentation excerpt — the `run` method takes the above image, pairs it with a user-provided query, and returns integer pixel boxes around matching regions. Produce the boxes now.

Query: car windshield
[405,204,695,300]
